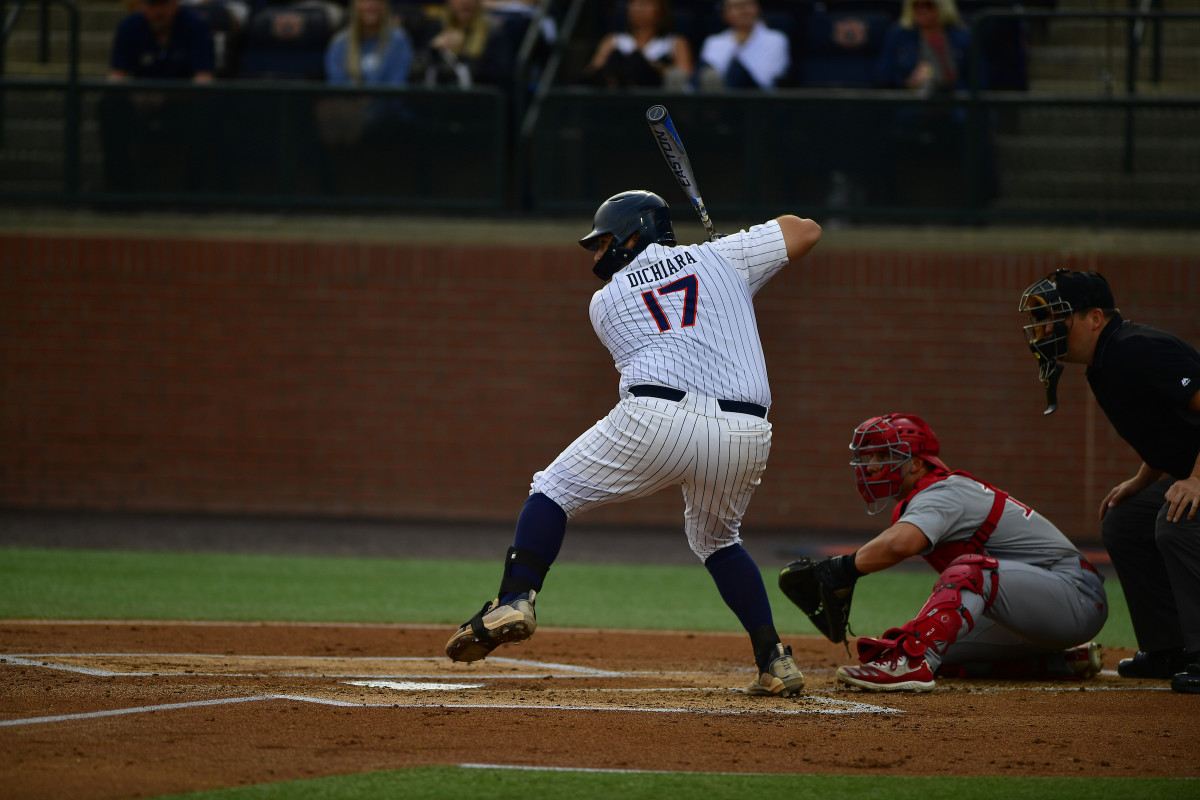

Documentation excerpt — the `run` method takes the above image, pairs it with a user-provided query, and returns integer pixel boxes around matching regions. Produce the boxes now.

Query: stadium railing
[0,2,1197,226]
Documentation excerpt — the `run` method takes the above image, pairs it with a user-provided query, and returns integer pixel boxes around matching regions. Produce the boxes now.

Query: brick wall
[2,231,1197,543]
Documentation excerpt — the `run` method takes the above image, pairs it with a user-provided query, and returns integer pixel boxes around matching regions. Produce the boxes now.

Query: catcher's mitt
[778,555,859,644]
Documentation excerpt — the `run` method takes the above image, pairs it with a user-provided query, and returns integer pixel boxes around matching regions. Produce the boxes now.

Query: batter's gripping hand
[778,555,859,644]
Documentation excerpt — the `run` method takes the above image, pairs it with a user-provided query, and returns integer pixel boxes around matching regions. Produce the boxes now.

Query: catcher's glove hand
[778,554,860,644]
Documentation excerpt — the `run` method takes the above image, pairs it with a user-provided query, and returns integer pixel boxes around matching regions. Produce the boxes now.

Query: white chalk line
[460,763,790,776]
[1,651,904,725]
[0,619,765,638]
[0,653,624,679]
[340,698,903,715]
[0,692,898,729]
[347,680,486,691]
[0,694,362,728]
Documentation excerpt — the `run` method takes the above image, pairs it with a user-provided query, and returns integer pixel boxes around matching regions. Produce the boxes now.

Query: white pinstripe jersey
[589,220,788,407]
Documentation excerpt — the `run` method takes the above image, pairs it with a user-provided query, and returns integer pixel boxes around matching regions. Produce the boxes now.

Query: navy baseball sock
[705,544,779,663]
[498,493,566,605]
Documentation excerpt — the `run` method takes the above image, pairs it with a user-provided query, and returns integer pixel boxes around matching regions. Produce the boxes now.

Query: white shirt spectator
[700,19,789,88]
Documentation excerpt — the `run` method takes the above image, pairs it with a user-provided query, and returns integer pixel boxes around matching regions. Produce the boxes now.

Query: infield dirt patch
[3,621,1197,800]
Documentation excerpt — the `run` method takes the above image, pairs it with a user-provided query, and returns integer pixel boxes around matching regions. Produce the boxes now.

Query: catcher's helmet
[849,414,948,515]
[579,190,676,281]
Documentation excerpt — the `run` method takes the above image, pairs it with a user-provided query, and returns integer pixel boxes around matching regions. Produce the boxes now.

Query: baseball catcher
[780,413,1109,692]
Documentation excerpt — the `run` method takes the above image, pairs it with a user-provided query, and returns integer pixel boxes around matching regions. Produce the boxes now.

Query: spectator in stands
[484,0,557,50]
[697,0,790,90]
[409,0,515,88]
[874,0,995,205]
[318,0,414,146]
[876,0,971,95]
[108,0,216,82]
[325,0,413,85]
[180,0,247,76]
[584,0,694,90]
[99,0,215,193]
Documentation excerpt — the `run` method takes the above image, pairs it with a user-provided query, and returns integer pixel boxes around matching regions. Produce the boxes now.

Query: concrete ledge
[3,209,1200,255]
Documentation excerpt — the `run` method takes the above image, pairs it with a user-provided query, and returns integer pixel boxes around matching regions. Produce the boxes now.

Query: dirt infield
[3,622,1198,800]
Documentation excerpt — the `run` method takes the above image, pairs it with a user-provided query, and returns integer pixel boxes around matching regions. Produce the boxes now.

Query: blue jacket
[875,25,977,90]
[109,7,215,79]
[325,29,414,86]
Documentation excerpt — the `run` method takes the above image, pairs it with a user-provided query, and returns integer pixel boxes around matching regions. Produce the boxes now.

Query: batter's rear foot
[746,643,805,697]
[445,591,537,662]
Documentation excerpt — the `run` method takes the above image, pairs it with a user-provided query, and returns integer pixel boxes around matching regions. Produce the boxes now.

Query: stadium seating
[796,7,894,88]
[959,0,1029,90]
[185,1,241,77]
[236,3,339,80]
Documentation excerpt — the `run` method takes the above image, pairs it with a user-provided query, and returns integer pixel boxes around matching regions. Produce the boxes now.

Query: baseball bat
[645,104,718,242]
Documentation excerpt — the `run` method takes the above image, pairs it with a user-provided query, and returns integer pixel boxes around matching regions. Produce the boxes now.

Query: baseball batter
[446,190,822,697]
[782,414,1109,692]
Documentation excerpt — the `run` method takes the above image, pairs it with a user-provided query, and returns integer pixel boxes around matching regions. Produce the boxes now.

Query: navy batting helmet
[579,190,676,281]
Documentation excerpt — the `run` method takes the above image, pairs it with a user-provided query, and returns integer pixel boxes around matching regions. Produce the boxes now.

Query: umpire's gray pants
[1102,476,1200,654]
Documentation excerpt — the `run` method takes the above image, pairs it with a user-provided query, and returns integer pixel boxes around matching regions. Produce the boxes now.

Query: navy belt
[628,384,767,419]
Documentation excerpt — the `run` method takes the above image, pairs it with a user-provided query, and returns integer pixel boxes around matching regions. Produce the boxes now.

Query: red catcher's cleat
[837,651,936,693]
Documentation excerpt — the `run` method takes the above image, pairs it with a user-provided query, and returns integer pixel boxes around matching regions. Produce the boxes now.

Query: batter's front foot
[445,591,537,662]
[746,643,805,697]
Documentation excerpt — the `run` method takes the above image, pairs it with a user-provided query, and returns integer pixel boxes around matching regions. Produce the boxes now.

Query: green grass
[155,766,1200,800]
[0,546,1135,646]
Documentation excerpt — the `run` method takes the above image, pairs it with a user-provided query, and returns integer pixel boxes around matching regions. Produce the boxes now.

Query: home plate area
[6,648,902,716]
[6,623,1200,787]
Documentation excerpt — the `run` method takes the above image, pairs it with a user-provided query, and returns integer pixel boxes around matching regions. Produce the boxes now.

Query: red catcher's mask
[849,414,947,515]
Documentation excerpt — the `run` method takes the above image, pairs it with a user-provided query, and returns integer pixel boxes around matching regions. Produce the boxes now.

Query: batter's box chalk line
[1,653,623,680]
[0,695,363,728]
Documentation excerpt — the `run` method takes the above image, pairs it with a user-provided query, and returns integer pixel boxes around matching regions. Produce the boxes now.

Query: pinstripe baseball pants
[531,391,772,561]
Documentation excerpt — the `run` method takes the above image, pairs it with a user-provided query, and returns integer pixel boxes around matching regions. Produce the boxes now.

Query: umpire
[1019,269,1200,694]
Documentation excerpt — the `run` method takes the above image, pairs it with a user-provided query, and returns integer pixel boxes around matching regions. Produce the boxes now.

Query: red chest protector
[890,470,1010,573]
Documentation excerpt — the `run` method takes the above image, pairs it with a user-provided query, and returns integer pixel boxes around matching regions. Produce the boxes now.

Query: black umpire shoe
[1171,661,1200,695]
[1117,648,1191,679]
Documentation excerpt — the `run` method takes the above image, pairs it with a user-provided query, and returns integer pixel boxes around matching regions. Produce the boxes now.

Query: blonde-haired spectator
[876,0,971,94]
[412,0,515,88]
[324,0,413,85]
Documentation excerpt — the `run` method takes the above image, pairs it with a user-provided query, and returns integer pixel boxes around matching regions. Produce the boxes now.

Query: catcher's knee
[862,555,999,663]
[928,554,999,612]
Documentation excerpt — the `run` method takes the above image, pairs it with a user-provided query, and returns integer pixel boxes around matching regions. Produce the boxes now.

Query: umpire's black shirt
[1087,314,1200,479]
